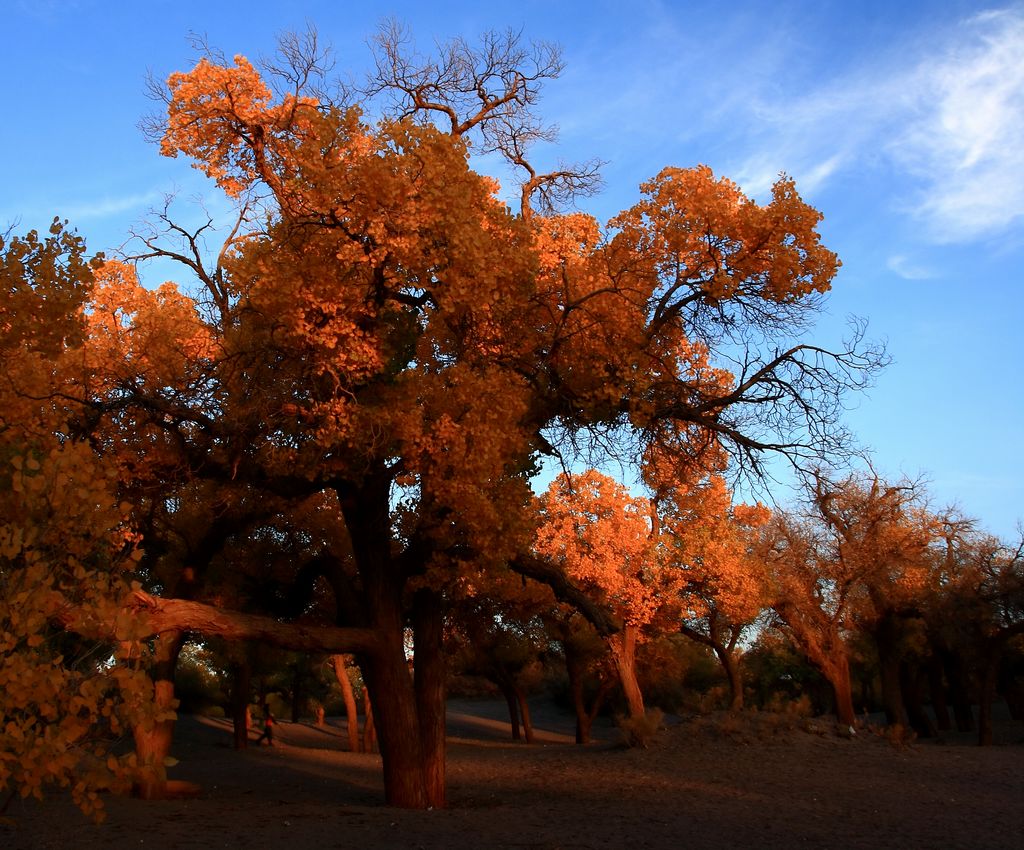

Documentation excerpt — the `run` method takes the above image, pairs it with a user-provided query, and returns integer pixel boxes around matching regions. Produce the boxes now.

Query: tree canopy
[0,27,898,813]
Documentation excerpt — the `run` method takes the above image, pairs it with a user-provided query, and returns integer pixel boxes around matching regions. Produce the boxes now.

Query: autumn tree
[808,472,938,735]
[449,584,553,744]
[0,224,155,819]
[657,475,771,711]
[763,471,949,732]
[537,470,667,719]
[926,519,1024,744]
[5,25,882,810]
[763,512,859,727]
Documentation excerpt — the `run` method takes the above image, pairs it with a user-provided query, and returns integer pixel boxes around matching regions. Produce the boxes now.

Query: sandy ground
[3,699,1022,849]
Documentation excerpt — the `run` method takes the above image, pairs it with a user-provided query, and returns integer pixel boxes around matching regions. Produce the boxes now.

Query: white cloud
[719,6,1024,242]
[886,254,934,280]
[889,7,1024,241]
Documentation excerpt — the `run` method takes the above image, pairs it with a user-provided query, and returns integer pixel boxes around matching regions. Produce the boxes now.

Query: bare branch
[364,22,597,216]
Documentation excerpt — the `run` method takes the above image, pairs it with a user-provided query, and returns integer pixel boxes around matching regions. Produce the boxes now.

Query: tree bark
[331,655,362,753]
[825,656,857,728]
[720,650,744,712]
[229,660,251,750]
[565,641,613,745]
[978,648,1000,747]
[413,588,446,808]
[681,616,746,712]
[900,661,936,739]
[501,681,521,741]
[362,626,425,806]
[875,615,909,730]
[362,687,377,753]
[609,624,645,719]
[926,654,951,732]
[290,659,306,723]
[511,554,621,636]
[942,650,975,732]
[127,592,380,655]
[566,652,591,744]
[341,473,430,808]
[771,602,854,727]
[132,631,185,800]
[516,685,535,745]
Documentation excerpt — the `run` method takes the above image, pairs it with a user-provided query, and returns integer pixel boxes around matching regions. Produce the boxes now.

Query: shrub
[616,708,664,748]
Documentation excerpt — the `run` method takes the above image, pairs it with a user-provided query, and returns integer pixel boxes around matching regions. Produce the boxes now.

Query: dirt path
[4,701,1022,849]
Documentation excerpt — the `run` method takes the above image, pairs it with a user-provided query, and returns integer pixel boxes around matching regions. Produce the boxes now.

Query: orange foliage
[1,34,859,811]
[536,471,666,629]
[1,229,157,820]
[659,474,771,625]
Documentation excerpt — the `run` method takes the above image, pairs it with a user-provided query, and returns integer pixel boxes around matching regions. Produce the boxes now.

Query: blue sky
[3,0,1022,538]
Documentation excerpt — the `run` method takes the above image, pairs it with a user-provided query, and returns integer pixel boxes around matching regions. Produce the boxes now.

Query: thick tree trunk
[290,660,305,723]
[413,589,446,809]
[565,645,613,745]
[823,655,856,728]
[133,631,185,800]
[609,624,645,719]
[772,605,854,728]
[516,686,535,745]
[716,648,744,712]
[343,474,429,808]
[331,655,362,753]
[900,661,936,739]
[230,660,251,750]
[501,681,522,741]
[875,618,909,730]
[566,654,591,745]
[927,654,952,732]
[940,650,975,732]
[362,619,425,806]
[363,637,429,806]
[978,650,1000,747]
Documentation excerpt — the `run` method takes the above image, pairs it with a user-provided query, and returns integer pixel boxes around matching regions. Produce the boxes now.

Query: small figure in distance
[256,707,275,747]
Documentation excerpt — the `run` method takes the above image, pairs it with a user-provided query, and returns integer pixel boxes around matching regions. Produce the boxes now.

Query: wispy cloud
[60,191,163,221]
[723,6,1024,243]
[889,8,1024,241]
[886,254,935,280]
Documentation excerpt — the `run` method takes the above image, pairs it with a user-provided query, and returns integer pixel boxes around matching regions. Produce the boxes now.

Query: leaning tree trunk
[609,624,645,719]
[133,630,185,800]
[331,654,362,753]
[680,624,744,712]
